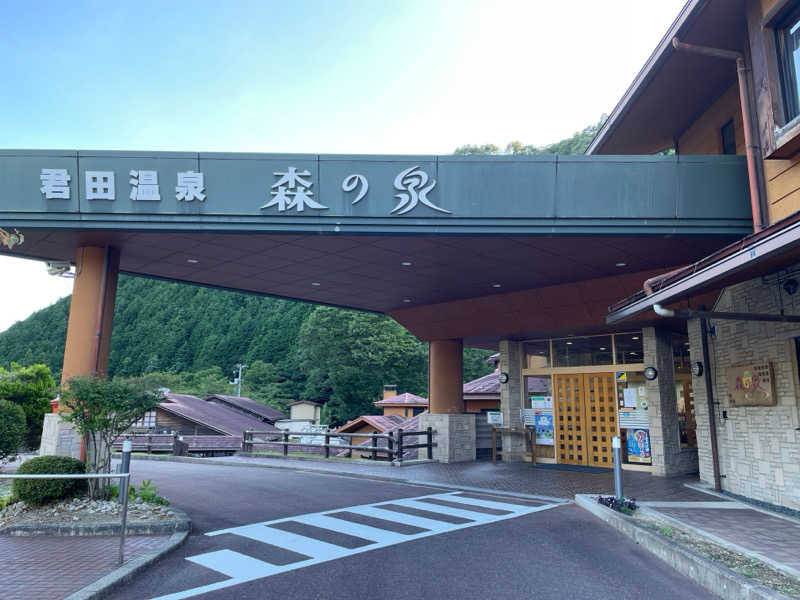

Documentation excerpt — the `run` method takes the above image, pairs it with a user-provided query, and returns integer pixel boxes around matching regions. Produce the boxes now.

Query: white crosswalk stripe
[150,491,563,600]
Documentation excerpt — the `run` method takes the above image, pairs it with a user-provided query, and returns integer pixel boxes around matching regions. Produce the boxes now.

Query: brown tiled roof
[159,393,279,437]
[204,394,287,422]
[463,369,549,395]
[374,392,428,407]
[335,414,406,434]
[338,413,425,460]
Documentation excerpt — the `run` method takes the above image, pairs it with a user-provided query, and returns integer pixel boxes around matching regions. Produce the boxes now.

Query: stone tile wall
[688,271,800,510]
[499,340,525,461]
[419,413,476,463]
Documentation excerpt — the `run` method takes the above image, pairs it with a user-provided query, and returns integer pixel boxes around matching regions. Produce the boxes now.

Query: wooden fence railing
[241,428,435,462]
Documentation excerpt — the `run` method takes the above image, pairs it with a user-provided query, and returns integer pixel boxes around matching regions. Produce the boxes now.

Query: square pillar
[428,339,464,414]
[643,326,695,476]
[499,340,525,461]
[419,413,476,463]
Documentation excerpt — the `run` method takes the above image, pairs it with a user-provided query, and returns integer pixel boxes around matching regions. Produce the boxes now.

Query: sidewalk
[0,534,169,600]
[639,490,800,582]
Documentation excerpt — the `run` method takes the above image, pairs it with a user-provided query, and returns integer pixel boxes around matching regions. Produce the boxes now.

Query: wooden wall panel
[765,149,800,223]
[678,84,744,155]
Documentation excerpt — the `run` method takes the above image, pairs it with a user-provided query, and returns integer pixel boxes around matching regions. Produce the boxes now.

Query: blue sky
[1,0,684,154]
[0,0,685,331]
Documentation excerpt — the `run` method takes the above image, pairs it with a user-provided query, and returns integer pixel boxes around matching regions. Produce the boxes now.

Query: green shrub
[12,455,87,506]
[0,400,26,462]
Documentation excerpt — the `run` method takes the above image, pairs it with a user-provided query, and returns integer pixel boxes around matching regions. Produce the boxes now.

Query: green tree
[60,376,163,498]
[453,143,501,155]
[0,363,56,448]
[0,400,26,463]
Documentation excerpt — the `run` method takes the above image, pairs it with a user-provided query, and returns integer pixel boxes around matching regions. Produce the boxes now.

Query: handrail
[0,471,131,565]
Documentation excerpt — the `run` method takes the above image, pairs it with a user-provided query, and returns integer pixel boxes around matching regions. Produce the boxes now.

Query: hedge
[12,455,87,506]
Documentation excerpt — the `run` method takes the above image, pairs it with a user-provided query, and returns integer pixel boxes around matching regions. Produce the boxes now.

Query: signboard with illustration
[626,428,651,464]
[534,413,554,446]
[725,362,776,406]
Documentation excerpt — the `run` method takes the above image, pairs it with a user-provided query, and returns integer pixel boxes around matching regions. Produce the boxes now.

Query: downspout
[699,315,723,491]
[672,38,767,232]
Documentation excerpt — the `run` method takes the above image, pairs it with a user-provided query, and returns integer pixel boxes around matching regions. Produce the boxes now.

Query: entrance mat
[533,464,611,474]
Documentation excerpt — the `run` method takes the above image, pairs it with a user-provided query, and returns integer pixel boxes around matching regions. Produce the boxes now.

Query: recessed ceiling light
[402,298,411,303]
[616,262,627,267]
[401,261,412,266]
[600,347,607,350]
[566,341,573,345]
[311,282,321,286]
[186,258,199,264]
[629,352,637,355]
[632,336,639,340]
[492,283,502,288]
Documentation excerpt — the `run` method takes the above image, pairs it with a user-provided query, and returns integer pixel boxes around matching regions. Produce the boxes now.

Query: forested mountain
[0,276,492,425]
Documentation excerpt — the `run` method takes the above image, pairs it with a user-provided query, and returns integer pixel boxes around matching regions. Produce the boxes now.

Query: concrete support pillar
[643,326,696,476]
[428,339,463,414]
[499,339,524,461]
[42,246,120,458]
[420,338,474,462]
[61,246,121,383]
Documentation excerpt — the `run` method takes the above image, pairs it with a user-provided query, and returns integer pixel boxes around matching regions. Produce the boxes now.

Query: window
[720,120,736,155]
[776,6,800,125]
[132,410,156,429]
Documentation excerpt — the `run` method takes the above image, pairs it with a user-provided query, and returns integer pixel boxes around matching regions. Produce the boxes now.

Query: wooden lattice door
[585,373,617,467]
[554,374,586,465]
[554,373,618,466]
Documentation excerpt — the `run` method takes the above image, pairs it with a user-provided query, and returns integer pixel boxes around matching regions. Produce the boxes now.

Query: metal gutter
[586,0,707,154]
[606,214,800,324]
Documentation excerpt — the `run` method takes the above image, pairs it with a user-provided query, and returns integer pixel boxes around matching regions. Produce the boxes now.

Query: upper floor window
[776,6,800,125]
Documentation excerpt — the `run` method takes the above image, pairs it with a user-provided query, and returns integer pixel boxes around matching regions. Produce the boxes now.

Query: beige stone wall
[689,273,800,510]
[290,403,318,421]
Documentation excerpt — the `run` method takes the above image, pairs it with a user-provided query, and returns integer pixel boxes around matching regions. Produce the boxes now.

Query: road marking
[150,491,563,600]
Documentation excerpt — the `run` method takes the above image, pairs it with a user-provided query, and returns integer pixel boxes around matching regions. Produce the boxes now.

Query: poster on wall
[626,428,651,464]
[487,411,503,425]
[530,395,553,410]
[534,412,554,445]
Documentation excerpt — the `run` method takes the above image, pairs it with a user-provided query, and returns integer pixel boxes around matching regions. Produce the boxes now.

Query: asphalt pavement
[110,460,716,600]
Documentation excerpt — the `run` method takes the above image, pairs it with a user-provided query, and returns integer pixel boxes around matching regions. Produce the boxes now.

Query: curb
[0,508,191,537]
[64,528,190,600]
[575,494,792,600]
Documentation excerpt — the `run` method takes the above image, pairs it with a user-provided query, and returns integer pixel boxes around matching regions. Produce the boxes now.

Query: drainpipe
[699,315,723,491]
[672,38,767,232]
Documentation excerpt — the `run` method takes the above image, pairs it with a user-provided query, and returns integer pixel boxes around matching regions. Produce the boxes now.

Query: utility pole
[231,363,247,397]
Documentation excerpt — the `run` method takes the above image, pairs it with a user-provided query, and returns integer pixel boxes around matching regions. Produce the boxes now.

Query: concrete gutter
[64,528,190,600]
[0,508,190,536]
[575,494,792,600]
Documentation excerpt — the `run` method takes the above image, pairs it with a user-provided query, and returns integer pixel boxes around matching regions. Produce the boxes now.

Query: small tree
[0,400,26,466]
[60,376,162,498]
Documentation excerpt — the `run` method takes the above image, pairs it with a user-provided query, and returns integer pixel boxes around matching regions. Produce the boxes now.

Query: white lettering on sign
[261,167,328,212]
[40,169,71,199]
[342,174,368,204]
[129,170,161,201]
[86,171,115,200]
[392,166,449,215]
[176,171,206,202]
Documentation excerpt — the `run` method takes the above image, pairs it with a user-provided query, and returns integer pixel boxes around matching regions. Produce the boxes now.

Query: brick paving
[0,534,168,600]
[654,507,800,573]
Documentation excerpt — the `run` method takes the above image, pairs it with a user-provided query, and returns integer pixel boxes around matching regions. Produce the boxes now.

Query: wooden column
[61,246,120,383]
[428,339,464,414]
